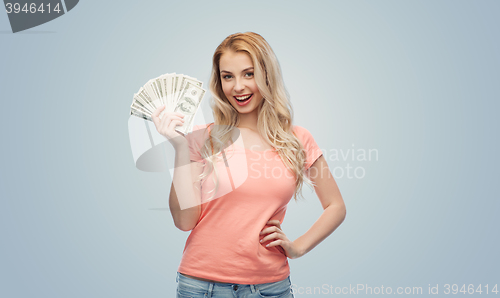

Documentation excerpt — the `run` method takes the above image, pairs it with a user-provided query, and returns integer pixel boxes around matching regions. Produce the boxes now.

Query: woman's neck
[236,109,259,131]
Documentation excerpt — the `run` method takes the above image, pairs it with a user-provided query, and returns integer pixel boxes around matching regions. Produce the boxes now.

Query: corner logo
[4,0,78,33]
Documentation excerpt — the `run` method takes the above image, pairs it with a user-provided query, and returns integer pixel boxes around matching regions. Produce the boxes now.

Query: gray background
[1,1,498,297]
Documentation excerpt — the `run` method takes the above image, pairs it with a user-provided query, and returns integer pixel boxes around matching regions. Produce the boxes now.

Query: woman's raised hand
[152,105,186,148]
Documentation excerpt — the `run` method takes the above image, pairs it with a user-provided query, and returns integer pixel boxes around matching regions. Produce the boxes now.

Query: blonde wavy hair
[195,32,316,202]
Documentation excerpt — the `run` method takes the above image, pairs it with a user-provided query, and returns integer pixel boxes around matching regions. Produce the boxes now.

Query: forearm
[169,142,201,231]
[293,203,346,257]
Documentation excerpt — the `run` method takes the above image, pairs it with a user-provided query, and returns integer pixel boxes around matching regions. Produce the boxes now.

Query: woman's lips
[234,94,253,106]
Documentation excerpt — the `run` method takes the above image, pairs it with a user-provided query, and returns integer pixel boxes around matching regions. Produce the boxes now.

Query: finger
[152,107,166,128]
[168,119,184,131]
[169,115,185,122]
[159,110,171,128]
[170,117,185,126]
[175,112,185,118]
[260,226,280,235]
[266,222,281,231]
[160,115,181,134]
[152,105,167,118]
[159,113,184,126]
[160,114,182,126]
[266,239,283,248]
[260,227,272,235]
[260,232,281,243]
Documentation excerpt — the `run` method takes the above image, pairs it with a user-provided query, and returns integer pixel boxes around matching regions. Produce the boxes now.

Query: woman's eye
[222,75,232,79]
[245,72,254,78]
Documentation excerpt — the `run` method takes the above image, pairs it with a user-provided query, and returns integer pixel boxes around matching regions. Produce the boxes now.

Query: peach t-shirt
[177,123,323,284]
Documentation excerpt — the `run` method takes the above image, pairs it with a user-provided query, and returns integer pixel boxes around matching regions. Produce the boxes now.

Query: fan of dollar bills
[130,73,206,135]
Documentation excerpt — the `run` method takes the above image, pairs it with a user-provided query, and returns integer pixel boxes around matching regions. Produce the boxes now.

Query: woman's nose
[234,79,245,92]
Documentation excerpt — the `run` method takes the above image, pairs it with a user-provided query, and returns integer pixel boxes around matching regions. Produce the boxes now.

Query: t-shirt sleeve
[293,125,323,170]
[186,124,210,163]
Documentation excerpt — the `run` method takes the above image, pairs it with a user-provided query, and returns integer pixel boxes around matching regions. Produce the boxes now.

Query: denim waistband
[176,271,291,291]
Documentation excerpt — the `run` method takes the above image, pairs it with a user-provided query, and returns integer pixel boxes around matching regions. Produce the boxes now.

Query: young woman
[152,32,346,298]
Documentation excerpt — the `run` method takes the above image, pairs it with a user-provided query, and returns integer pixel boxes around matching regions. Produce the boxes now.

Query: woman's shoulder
[291,124,322,151]
[291,125,323,169]
[291,124,315,139]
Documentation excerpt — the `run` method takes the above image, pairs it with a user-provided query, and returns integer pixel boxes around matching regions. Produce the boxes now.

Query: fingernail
[260,239,263,242]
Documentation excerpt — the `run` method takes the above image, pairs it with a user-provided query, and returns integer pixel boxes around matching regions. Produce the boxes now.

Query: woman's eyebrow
[220,67,254,74]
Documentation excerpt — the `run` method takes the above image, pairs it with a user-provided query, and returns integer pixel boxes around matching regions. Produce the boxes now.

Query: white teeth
[235,94,252,101]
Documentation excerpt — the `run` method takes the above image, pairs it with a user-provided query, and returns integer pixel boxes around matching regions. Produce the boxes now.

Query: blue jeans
[176,272,295,298]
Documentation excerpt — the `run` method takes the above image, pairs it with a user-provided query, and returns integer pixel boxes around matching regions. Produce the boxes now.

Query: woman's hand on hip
[259,220,304,259]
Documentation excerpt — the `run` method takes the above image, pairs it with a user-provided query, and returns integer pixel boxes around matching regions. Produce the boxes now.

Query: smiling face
[219,50,264,116]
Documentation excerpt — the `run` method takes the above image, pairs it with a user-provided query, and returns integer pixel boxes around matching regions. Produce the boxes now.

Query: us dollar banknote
[173,81,206,135]
[130,73,205,135]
